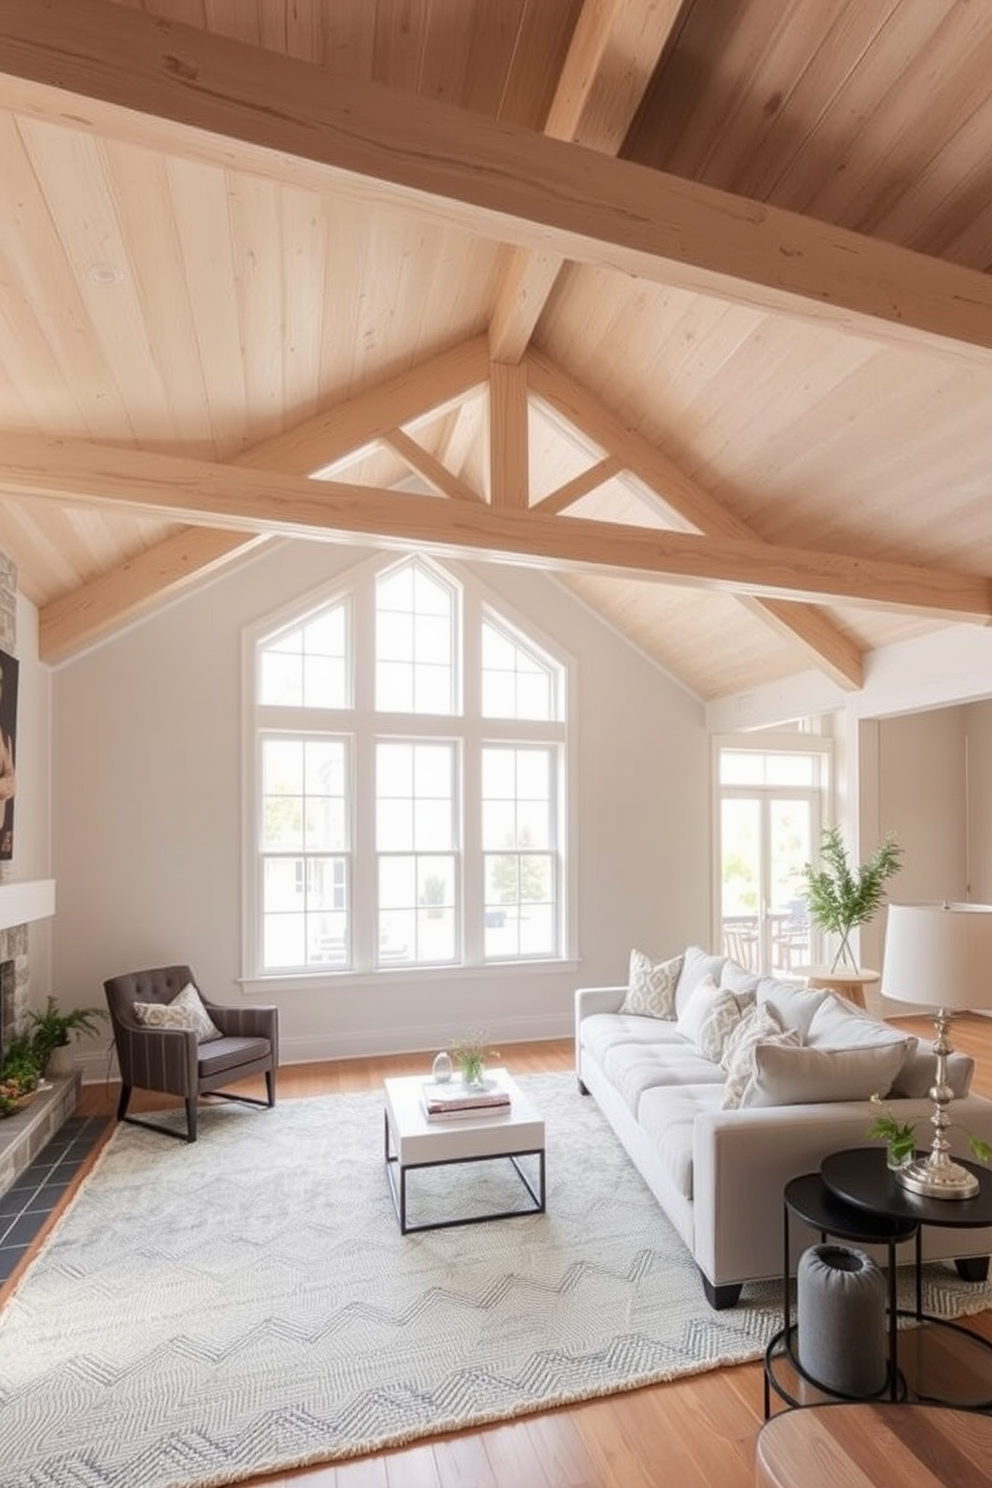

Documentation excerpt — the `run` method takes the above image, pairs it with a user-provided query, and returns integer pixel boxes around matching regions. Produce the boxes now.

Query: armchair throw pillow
[133,981,223,1043]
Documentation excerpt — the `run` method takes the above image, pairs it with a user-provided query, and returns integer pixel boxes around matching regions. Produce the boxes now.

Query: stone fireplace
[0,922,28,1058]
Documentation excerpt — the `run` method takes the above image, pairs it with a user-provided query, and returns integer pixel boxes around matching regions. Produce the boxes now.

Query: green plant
[798,825,904,972]
[451,1032,498,1086]
[868,1094,991,1167]
[0,1034,43,1110]
[28,996,108,1072]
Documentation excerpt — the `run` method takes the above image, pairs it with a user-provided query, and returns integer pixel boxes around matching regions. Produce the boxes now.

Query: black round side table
[764,1170,918,1416]
[821,1146,992,1409]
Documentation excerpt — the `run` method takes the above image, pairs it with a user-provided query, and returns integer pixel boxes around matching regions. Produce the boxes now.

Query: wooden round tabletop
[756,1404,992,1487]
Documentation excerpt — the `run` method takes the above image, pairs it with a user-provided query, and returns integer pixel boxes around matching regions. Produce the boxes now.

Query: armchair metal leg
[185,1096,197,1143]
[265,1069,276,1107]
[117,1085,132,1121]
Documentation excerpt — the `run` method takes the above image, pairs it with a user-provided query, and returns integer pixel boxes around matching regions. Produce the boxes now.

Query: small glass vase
[461,1062,486,1089]
[431,1051,453,1084]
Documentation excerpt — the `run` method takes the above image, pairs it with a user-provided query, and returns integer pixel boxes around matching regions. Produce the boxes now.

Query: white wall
[52,541,710,1074]
[966,700,992,902]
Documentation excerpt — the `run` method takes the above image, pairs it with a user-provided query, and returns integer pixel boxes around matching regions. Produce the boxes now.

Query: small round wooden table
[801,966,880,1009]
[755,1403,992,1487]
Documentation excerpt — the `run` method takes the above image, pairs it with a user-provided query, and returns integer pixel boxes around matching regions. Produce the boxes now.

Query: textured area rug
[1,1074,991,1488]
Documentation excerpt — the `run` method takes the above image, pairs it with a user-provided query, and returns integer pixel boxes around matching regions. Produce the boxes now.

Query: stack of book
[421,1078,511,1122]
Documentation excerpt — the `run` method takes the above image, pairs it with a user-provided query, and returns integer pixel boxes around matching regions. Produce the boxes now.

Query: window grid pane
[482,618,557,721]
[259,602,348,708]
[375,561,455,715]
[481,745,557,959]
[260,735,350,970]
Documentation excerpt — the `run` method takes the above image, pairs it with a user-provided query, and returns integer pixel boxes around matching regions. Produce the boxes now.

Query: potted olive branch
[799,825,904,973]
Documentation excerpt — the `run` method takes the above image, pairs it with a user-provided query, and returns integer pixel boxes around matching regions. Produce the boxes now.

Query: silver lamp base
[895,1155,979,1201]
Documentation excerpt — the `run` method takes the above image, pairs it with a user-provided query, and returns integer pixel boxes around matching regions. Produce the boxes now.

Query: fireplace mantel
[0,879,56,932]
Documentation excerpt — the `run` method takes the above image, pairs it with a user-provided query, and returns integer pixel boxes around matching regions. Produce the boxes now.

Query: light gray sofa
[575,945,992,1309]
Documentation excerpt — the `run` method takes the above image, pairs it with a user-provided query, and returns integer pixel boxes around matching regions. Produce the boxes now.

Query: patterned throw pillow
[720,1002,803,1109]
[618,949,684,1020]
[676,974,753,1064]
[133,982,223,1043]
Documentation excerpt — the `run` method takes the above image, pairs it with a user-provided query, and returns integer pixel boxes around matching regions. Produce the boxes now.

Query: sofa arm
[574,985,626,1078]
[692,1094,992,1289]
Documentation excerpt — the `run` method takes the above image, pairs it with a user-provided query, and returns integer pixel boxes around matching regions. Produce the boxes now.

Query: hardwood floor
[31,1017,992,1486]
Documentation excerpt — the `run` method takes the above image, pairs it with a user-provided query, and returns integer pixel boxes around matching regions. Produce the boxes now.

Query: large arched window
[244,555,569,979]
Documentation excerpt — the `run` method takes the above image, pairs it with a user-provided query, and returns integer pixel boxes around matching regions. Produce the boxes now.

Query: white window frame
[241,552,575,987]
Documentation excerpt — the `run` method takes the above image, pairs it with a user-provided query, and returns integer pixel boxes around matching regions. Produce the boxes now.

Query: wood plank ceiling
[0,0,991,700]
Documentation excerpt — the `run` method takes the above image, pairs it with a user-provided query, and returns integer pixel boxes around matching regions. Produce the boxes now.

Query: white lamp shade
[881,902,992,1011]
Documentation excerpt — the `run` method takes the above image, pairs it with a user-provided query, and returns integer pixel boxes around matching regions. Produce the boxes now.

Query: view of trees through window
[250,556,567,976]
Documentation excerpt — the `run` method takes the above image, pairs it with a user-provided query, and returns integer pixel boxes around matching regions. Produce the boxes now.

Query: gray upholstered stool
[796,1242,886,1397]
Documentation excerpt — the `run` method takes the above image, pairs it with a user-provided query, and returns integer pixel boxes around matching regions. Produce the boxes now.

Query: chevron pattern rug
[2,1074,991,1488]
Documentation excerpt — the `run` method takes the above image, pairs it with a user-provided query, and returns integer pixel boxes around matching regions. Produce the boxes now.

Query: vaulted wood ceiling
[1,0,991,700]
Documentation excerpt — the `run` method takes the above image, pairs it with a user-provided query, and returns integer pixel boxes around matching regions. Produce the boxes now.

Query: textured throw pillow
[133,982,223,1043]
[618,949,683,1020]
[740,1040,910,1108]
[720,1002,803,1109]
[677,974,752,1064]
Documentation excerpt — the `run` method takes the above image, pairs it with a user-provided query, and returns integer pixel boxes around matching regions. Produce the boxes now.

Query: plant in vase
[451,1033,498,1088]
[28,996,108,1077]
[799,825,903,973]
[867,1093,991,1170]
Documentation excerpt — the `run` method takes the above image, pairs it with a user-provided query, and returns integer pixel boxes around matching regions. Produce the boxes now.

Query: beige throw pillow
[676,973,753,1064]
[618,950,683,1020]
[720,1002,803,1109]
[133,982,223,1043]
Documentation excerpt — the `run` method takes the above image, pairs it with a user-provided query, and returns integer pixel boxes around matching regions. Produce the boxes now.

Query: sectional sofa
[575,945,992,1308]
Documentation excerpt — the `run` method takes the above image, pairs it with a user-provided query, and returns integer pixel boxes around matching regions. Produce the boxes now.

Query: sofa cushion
[602,1040,724,1115]
[756,975,827,1037]
[618,949,683,1019]
[890,1047,973,1099]
[580,1011,688,1067]
[740,1039,910,1108]
[720,960,762,998]
[636,1084,724,1203]
[674,946,728,1017]
[676,974,753,1064]
[807,993,917,1060]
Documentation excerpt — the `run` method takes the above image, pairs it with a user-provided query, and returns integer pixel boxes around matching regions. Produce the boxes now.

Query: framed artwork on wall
[0,647,18,860]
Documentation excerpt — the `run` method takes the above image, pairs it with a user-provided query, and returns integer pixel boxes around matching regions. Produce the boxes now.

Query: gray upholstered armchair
[103,964,278,1142]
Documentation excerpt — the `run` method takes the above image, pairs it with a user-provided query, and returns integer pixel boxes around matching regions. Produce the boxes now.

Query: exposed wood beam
[489,362,529,508]
[528,351,866,687]
[38,337,490,657]
[489,0,684,362]
[39,528,267,663]
[7,437,990,621]
[257,338,490,476]
[533,456,624,515]
[4,3,992,361]
[383,429,484,505]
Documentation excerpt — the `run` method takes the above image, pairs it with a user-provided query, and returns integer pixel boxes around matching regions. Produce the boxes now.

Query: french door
[716,741,829,977]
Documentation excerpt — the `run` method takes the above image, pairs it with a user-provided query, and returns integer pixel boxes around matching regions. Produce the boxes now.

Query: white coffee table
[383,1067,546,1234]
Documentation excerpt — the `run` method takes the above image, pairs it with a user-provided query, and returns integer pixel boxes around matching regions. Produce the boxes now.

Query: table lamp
[880,901,992,1200]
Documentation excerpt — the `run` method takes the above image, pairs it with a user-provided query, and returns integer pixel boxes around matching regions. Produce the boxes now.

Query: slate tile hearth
[0,1116,108,1282]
